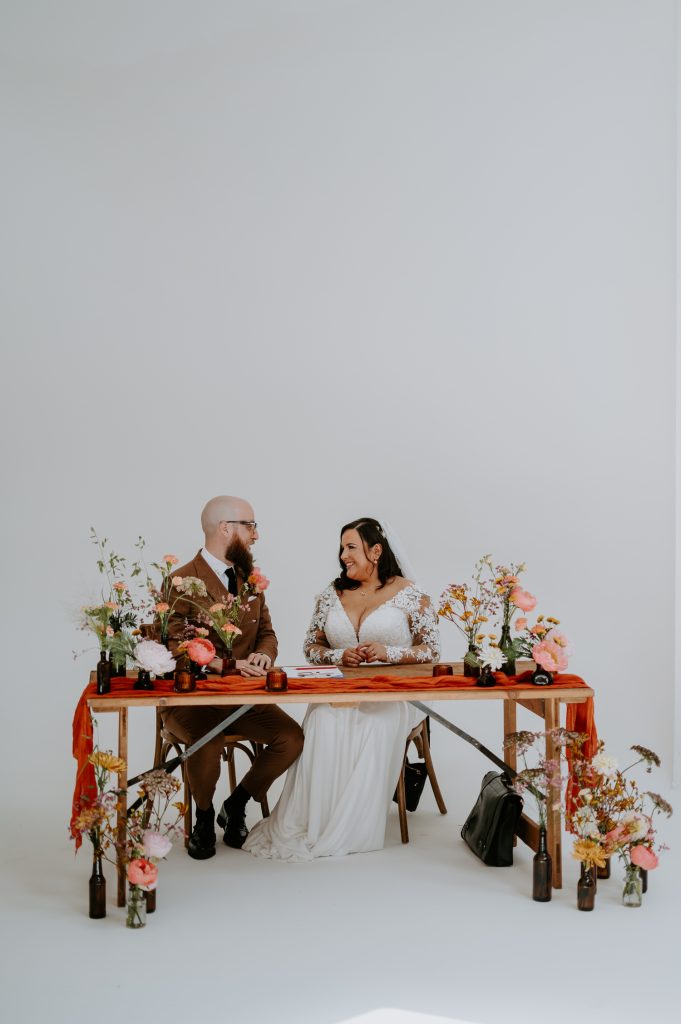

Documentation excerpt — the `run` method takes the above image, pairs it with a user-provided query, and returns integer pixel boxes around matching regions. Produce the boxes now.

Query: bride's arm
[303,589,345,666]
[384,591,441,665]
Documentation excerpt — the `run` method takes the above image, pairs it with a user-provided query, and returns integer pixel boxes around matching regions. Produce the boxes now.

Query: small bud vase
[174,656,195,693]
[463,645,480,679]
[498,625,516,676]
[126,884,147,928]
[145,888,156,913]
[88,851,106,919]
[597,857,611,880]
[622,863,643,908]
[577,861,596,911]
[532,827,552,901]
[476,665,495,688]
[96,651,111,695]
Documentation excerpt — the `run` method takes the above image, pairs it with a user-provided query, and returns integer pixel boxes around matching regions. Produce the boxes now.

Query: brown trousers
[161,704,304,810]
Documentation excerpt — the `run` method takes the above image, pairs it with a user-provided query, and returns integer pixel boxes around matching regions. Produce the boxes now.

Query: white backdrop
[0,0,678,812]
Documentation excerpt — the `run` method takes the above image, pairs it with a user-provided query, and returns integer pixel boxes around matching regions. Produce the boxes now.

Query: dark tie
[225,566,238,596]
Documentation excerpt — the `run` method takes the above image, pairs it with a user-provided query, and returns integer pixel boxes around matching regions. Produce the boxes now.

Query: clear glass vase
[622,863,643,908]
[126,884,147,928]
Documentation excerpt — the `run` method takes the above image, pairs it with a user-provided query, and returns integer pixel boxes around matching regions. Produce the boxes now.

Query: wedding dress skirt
[243,588,434,861]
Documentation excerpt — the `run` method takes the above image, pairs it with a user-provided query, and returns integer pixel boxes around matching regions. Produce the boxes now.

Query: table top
[86,661,593,711]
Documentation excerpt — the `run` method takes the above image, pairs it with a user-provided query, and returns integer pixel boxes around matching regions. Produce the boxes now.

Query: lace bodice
[303,583,441,666]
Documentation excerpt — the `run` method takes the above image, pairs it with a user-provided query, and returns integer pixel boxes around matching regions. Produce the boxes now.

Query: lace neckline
[334,584,415,638]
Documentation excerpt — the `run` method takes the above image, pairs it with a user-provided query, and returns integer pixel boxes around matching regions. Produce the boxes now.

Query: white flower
[591,751,618,779]
[621,811,650,843]
[134,640,176,677]
[142,830,173,859]
[479,641,504,671]
[578,788,593,803]
[574,805,600,839]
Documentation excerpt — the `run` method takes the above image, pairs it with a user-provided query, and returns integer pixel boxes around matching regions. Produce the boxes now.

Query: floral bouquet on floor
[503,729,575,831]
[438,555,501,673]
[121,769,186,928]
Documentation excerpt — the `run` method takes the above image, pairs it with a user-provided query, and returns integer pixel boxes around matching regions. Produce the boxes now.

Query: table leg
[503,699,518,845]
[543,698,562,889]
[117,707,128,907]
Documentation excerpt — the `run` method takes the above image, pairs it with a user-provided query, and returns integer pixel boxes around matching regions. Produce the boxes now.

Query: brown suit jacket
[167,550,278,664]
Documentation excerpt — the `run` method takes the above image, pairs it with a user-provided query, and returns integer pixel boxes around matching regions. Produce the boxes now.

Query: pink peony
[515,617,528,631]
[532,639,568,673]
[127,857,158,891]
[163,554,179,565]
[143,830,173,859]
[185,637,216,666]
[631,845,658,871]
[510,588,537,612]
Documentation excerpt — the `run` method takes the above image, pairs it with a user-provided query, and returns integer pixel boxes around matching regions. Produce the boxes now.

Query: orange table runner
[71,671,596,847]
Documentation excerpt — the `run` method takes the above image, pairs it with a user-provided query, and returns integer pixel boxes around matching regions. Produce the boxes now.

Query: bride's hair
[334,517,403,592]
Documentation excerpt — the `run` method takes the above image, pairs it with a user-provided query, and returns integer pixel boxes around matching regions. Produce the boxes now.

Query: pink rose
[631,845,658,870]
[185,637,216,666]
[532,639,568,673]
[143,830,172,859]
[127,857,158,891]
[515,617,528,631]
[163,555,179,565]
[510,588,537,612]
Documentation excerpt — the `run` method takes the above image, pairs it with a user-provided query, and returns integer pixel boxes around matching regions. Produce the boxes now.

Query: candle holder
[265,669,288,692]
[432,665,453,676]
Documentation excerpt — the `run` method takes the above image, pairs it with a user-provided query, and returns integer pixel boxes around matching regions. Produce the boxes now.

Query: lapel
[191,551,232,603]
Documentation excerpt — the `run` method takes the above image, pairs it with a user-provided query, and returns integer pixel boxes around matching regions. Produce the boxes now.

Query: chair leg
[396,751,410,843]
[420,721,447,815]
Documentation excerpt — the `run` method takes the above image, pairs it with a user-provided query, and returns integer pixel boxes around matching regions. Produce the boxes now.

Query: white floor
[2,768,678,1024]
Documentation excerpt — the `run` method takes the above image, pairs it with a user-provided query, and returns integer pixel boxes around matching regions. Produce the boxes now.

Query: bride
[243,517,440,861]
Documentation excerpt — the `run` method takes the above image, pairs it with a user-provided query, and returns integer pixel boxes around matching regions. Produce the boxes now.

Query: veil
[377,519,417,584]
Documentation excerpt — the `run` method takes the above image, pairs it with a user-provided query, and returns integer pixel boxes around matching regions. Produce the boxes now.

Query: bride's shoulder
[393,581,431,605]
[314,583,339,606]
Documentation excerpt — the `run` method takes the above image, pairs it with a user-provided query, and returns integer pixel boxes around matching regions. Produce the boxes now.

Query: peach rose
[631,845,658,871]
[515,617,528,631]
[185,637,216,666]
[532,639,568,673]
[127,857,158,891]
[510,588,537,612]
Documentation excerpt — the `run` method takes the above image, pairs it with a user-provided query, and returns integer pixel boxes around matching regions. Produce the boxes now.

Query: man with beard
[162,495,304,859]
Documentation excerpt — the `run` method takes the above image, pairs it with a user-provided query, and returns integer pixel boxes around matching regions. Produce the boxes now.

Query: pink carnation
[630,845,658,871]
[532,639,568,673]
[185,637,216,666]
[113,582,127,592]
[154,602,170,613]
[143,831,172,859]
[515,617,528,631]
[222,624,242,635]
[510,588,537,612]
[127,857,158,891]
[163,555,179,565]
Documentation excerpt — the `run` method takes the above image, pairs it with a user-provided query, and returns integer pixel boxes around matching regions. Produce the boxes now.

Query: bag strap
[410,700,516,777]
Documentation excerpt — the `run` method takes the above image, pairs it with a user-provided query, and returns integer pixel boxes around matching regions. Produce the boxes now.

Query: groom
[163,495,303,859]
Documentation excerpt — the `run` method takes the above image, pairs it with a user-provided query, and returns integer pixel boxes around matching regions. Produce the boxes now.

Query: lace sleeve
[385,589,441,665]
[303,587,344,665]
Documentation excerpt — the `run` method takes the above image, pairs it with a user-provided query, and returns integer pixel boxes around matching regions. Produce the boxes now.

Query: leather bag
[392,760,428,813]
[461,770,523,866]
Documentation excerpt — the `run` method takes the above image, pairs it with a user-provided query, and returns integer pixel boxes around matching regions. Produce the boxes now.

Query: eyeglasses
[222,520,258,531]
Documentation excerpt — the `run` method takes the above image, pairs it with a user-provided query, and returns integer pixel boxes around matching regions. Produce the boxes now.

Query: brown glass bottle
[96,651,111,695]
[532,828,552,901]
[577,861,596,911]
[89,852,106,918]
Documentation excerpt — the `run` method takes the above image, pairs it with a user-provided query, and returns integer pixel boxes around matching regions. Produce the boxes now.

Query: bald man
[162,495,304,860]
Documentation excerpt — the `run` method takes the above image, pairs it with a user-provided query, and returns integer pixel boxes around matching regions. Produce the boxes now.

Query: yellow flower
[89,751,127,774]
[173,801,189,815]
[572,839,607,869]
[537,615,544,622]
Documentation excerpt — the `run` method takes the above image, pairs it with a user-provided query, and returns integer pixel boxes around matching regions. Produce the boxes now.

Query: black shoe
[187,806,216,860]
[217,800,249,849]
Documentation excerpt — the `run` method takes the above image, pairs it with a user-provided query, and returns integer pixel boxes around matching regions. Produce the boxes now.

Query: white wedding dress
[243,583,440,861]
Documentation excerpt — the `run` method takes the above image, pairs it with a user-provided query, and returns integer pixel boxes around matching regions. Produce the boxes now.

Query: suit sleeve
[254,595,278,663]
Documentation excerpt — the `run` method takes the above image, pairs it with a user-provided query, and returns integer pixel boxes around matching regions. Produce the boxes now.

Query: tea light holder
[432,664,453,677]
[266,669,288,692]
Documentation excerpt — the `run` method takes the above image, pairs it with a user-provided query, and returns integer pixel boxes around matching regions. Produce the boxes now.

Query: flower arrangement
[70,748,125,855]
[438,555,500,670]
[565,739,673,900]
[503,729,575,829]
[134,639,176,677]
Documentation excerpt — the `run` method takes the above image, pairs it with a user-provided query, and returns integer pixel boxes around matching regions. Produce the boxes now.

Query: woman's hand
[359,642,388,663]
[341,646,365,667]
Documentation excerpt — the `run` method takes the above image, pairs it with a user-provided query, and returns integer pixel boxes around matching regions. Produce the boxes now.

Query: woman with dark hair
[243,517,440,861]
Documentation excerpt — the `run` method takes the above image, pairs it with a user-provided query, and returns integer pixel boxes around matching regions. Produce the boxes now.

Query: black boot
[187,805,216,860]
[217,786,250,849]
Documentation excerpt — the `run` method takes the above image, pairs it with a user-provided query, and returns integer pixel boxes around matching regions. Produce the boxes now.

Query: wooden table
[86,662,593,903]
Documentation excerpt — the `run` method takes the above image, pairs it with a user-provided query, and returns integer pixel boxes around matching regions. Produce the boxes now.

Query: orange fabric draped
[71,671,595,847]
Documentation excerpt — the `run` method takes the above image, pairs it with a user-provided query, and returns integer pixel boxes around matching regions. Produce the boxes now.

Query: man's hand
[341,646,364,667]
[237,654,270,678]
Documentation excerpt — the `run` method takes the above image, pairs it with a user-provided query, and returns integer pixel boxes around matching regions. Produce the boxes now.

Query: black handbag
[461,771,523,866]
[392,760,428,812]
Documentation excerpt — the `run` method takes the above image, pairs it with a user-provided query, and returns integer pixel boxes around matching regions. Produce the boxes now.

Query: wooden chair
[395,717,447,843]
[152,710,270,846]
